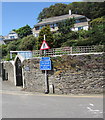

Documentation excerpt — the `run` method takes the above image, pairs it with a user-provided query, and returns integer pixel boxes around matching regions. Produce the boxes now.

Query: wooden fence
[32,45,104,57]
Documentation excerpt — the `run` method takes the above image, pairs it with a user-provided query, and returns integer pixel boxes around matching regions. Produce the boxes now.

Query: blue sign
[40,60,51,70]
[40,57,50,61]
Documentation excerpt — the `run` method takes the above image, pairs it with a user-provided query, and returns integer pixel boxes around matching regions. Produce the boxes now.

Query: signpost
[40,35,51,94]
[40,60,51,70]
[40,35,50,54]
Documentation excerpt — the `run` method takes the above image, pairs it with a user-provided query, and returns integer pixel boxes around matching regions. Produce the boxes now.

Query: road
[0,78,104,119]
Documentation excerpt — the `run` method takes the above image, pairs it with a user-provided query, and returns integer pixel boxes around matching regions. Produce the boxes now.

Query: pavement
[1,78,103,97]
[2,80,22,92]
[0,78,104,119]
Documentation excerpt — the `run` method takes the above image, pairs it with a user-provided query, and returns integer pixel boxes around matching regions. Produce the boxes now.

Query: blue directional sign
[40,57,50,61]
[40,57,51,70]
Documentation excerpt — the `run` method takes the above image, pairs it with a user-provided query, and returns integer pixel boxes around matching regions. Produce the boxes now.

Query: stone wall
[48,54,104,94]
[23,59,45,92]
[3,61,14,83]
[22,53,105,94]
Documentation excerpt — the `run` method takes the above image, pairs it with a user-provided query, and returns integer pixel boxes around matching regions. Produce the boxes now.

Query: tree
[37,2,105,22]
[1,44,8,57]
[7,39,21,51]
[58,18,75,34]
[88,17,105,45]
[16,25,32,39]
[53,33,62,48]
[19,35,36,50]
[90,17,105,27]
[61,31,79,47]
[55,18,76,45]
[38,26,54,49]
[66,2,105,20]
[37,3,67,22]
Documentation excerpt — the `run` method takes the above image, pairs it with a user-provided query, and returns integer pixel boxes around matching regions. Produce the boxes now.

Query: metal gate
[15,58,23,86]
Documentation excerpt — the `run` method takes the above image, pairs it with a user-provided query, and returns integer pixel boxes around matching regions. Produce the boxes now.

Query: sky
[1,2,73,36]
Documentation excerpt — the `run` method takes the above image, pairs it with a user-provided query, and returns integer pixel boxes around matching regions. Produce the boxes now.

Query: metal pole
[44,35,46,56]
[44,34,45,41]
[43,34,49,94]
[44,50,46,56]
[45,70,49,94]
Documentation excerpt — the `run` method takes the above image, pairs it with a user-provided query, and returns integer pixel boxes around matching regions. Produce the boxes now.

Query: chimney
[69,10,72,15]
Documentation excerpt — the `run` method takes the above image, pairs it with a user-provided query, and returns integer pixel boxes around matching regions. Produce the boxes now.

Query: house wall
[71,26,89,31]
[33,26,59,37]
[32,28,40,37]
[50,26,58,32]
[33,22,89,37]
[8,33,18,39]
[83,26,89,31]
[71,27,78,31]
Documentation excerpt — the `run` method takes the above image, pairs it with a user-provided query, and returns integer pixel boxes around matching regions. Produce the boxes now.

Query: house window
[50,24,52,28]
[75,20,80,23]
[50,24,56,29]
[10,36,15,39]
[54,23,58,27]
[76,18,87,23]
[35,33,39,37]
[78,27,83,31]
[39,26,43,29]
[10,33,15,35]
[56,23,58,27]
[80,18,87,22]
[35,27,39,30]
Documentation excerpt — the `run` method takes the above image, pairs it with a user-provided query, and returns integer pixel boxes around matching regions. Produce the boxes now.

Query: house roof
[35,14,87,27]
[8,31,18,35]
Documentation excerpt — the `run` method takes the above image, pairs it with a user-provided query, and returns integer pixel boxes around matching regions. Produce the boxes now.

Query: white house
[32,10,90,37]
[7,31,18,39]
[3,31,19,43]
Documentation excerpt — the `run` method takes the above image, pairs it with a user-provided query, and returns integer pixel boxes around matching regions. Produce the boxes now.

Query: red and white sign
[40,40,50,50]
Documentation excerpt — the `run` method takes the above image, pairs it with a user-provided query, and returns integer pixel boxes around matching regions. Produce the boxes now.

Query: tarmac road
[2,92,104,118]
[0,78,104,119]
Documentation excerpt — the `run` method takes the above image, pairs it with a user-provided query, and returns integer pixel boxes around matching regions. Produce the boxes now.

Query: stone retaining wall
[22,53,104,94]
[23,59,45,92]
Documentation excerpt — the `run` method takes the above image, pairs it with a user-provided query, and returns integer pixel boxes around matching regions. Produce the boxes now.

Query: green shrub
[19,35,36,51]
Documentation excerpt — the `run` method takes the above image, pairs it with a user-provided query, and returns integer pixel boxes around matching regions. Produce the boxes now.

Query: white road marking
[100,112,103,114]
[87,106,102,115]
[89,103,94,106]
[87,107,93,111]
